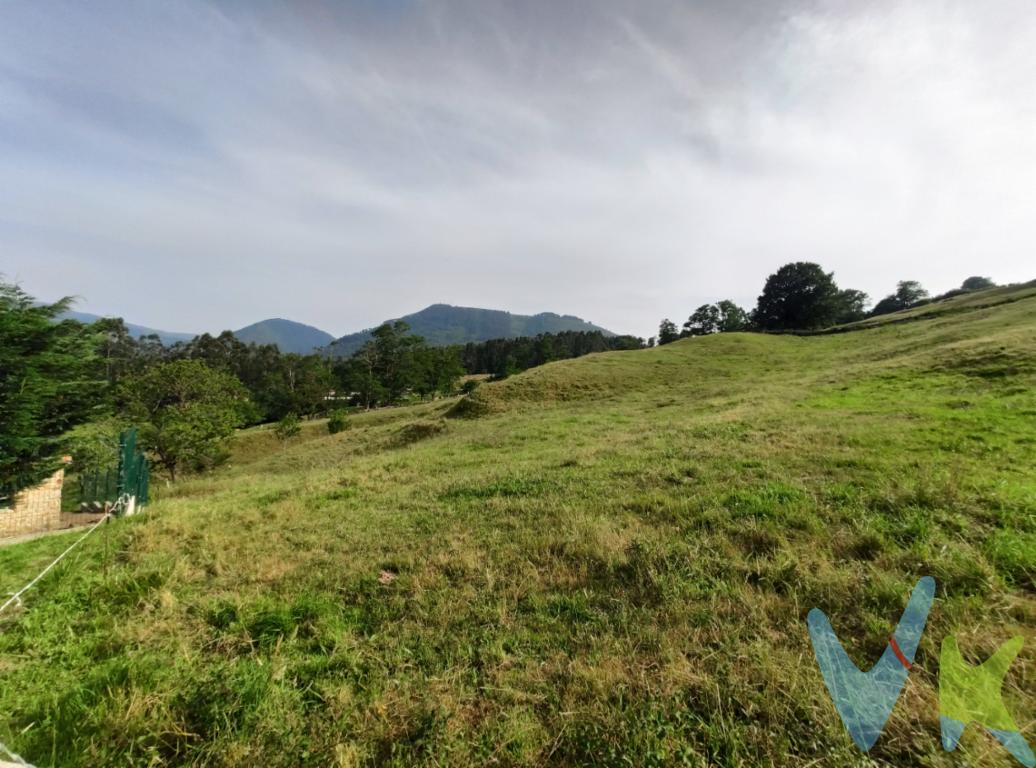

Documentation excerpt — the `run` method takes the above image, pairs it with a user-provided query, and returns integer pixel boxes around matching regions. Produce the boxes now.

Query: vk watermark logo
[808,576,935,752]
[807,576,1034,766]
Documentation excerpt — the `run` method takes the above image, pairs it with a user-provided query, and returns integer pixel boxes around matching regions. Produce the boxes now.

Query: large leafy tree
[871,280,929,317]
[752,262,843,331]
[171,331,280,420]
[0,281,104,500]
[961,276,995,291]
[339,343,387,410]
[122,359,249,481]
[683,305,721,336]
[834,289,870,324]
[335,322,427,408]
[414,346,465,396]
[681,301,753,336]
[370,321,425,401]
[716,300,750,332]
[657,319,680,345]
[94,317,138,388]
[91,318,168,400]
[257,354,334,419]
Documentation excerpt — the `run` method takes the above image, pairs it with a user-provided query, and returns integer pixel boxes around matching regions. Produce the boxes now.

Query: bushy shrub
[394,418,447,446]
[327,410,350,435]
[62,419,123,474]
[275,413,301,442]
[460,379,480,395]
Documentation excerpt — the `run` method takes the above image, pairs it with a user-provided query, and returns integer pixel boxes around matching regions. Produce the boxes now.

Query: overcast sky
[2,0,1034,338]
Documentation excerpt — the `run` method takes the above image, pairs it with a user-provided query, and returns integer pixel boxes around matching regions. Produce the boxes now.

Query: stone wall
[0,469,65,539]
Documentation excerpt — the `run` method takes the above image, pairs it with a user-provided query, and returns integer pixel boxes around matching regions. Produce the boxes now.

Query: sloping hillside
[330,303,616,356]
[460,279,1036,413]
[834,279,1036,332]
[234,318,335,354]
[2,283,1034,767]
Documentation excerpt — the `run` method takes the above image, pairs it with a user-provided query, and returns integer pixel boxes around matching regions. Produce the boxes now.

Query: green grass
[2,285,1035,766]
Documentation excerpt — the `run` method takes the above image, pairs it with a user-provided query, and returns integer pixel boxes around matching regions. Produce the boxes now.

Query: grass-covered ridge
[1,284,1034,767]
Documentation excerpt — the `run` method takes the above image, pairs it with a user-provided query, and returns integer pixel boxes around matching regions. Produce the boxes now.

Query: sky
[1,0,1034,339]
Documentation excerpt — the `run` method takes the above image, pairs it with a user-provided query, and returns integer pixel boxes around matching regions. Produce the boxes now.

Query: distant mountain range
[329,304,615,357]
[60,312,333,355]
[59,303,617,356]
[233,319,334,354]
[59,311,196,346]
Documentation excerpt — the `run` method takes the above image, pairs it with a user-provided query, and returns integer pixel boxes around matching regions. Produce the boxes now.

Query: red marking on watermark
[889,636,911,670]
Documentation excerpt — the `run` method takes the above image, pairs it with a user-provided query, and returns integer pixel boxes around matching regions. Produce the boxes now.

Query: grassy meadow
[1,283,1035,767]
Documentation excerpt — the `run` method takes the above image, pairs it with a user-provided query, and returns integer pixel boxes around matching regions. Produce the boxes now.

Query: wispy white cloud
[1,0,1034,337]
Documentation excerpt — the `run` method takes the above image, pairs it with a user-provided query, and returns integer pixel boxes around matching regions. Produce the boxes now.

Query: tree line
[1,267,1001,493]
[656,263,997,344]
[459,330,644,379]
[0,281,647,490]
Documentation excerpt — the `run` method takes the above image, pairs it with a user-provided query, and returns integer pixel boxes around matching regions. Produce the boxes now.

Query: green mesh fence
[76,429,149,513]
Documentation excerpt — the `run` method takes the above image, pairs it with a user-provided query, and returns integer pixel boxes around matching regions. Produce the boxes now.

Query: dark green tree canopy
[715,301,750,332]
[752,262,843,331]
[895,280,928,305]
[872,280,929,317]
[459,331,641,379]
[683,305,721,336]
[257,354,334,420]
[681,301,752,336]
[657,319,680,345]
[834,289,870,324]
[333,320,471,406]
[0,281,104,499]
[121,359,250,481]
[961,276,996,291]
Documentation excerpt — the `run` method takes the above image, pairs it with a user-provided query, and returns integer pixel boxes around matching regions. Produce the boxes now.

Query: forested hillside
[233,318,335,354]
[330,304,615,356]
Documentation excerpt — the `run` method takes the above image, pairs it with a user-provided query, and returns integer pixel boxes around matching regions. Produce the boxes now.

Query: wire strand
[0,739,36,767]
[0,501,120,617]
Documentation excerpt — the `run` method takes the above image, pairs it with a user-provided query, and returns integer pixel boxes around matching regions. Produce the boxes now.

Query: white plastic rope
[0,494,127,617]
[0,739,36,767]
[0,496,132,768]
